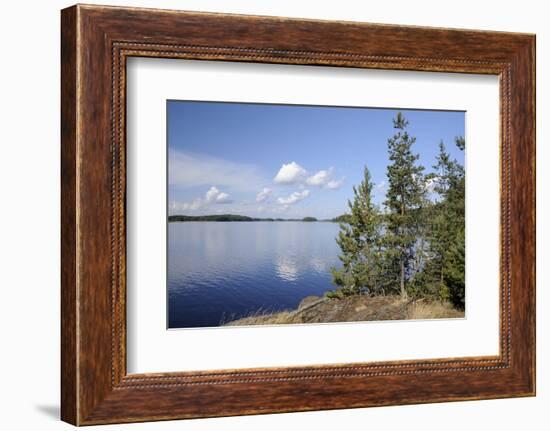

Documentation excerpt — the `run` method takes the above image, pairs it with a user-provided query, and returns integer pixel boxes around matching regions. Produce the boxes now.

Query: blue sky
[168,101,465,219]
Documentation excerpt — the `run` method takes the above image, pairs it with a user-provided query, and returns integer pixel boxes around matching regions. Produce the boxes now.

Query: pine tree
[444,225,465,309]
[331,167,382,296]
[444,136,466,308]
[455,135,465,151]
[424,137,465,304]
[382,112,426,299]
[427,141,456,299]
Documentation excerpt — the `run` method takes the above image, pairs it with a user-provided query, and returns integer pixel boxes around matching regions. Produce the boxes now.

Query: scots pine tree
[455,135,465,151]
[444,136,466,308]
[382,112,426,299]
[444,225,465,309]
[426,141,456,299]
[331,167,382,296]
[424,137,465,304]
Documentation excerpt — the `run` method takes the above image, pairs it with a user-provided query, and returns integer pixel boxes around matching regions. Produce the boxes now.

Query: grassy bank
[223,295,464,326]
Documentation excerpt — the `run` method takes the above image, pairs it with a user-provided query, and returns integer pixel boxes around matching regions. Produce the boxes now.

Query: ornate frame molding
[61,5,534,425]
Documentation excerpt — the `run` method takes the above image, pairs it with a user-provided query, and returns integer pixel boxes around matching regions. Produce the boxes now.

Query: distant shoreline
[168,214,342,222]
[169,214,352,223]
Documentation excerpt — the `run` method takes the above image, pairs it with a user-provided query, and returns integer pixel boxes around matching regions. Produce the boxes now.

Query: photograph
[167,101,466,329]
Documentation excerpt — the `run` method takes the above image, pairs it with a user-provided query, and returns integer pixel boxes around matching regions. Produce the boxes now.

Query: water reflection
[310,257,331,274]
[275,255,300,282]
[168,221,341,328]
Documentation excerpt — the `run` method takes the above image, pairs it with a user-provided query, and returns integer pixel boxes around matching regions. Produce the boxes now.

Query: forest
[329,112,466,310]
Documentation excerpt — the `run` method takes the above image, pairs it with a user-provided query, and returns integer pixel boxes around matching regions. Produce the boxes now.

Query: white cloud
[273,161,344,190]
[172,186,233,212]
[170,199,202,212]
[273,162,307,184]
[277,190,310,205]
[306,168,333,186]
[215,192,232,203]
[326,178,345,189]
[205,186,220,203]
[425,177,438,193]
[169,150,264,192]
[204,186,233,204]
[305,167,344,189]
[255,187,272,202]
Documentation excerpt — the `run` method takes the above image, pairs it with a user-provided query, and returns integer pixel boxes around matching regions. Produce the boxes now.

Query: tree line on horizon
[168,214,321,222]
[330,112,465,310]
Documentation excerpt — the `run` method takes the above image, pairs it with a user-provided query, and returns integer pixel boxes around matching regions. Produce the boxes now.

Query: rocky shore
[224,295,464,326]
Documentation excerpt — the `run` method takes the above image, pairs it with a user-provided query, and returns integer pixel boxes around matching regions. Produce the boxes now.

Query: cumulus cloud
[273,162,308,184]
[172,186,233,212]
[277,190,310,205]
[306,168,332,186]
[205,186,219,203]
[205,186,233,204]
[305,167,345,189]
[216,192,232,203]
[255,187,272,203]
[273,162,345,190]
[326,179,345,189]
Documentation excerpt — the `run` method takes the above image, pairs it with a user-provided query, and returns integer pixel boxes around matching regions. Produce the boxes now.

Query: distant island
[168,214,349,222]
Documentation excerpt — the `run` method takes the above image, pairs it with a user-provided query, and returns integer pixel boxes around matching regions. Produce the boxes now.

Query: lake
[168,221,341,328]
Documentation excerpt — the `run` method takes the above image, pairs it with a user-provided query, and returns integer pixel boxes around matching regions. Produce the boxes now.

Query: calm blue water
[168,222,341,328]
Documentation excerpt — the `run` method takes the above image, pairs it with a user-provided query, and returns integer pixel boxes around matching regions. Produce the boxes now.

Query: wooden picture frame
[61,4,535,425]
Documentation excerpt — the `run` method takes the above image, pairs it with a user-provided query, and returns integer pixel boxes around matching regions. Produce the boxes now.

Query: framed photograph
[165,101,467,330]
[61,4,535,425]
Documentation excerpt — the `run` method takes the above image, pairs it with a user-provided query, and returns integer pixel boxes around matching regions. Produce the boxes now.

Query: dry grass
[223,296,464,327]
[224,310,294,326]
[408,300,464,320]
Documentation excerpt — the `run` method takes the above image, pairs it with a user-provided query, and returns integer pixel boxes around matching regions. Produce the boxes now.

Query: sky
[167,100,465,220]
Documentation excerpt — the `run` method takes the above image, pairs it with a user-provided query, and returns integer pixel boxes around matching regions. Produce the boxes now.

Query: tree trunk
[400,259,407,299]
[439,266,445,299]
[400,199,407,299]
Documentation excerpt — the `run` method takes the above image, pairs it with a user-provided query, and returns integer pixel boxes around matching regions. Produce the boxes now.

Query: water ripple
[168,222,341,328]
